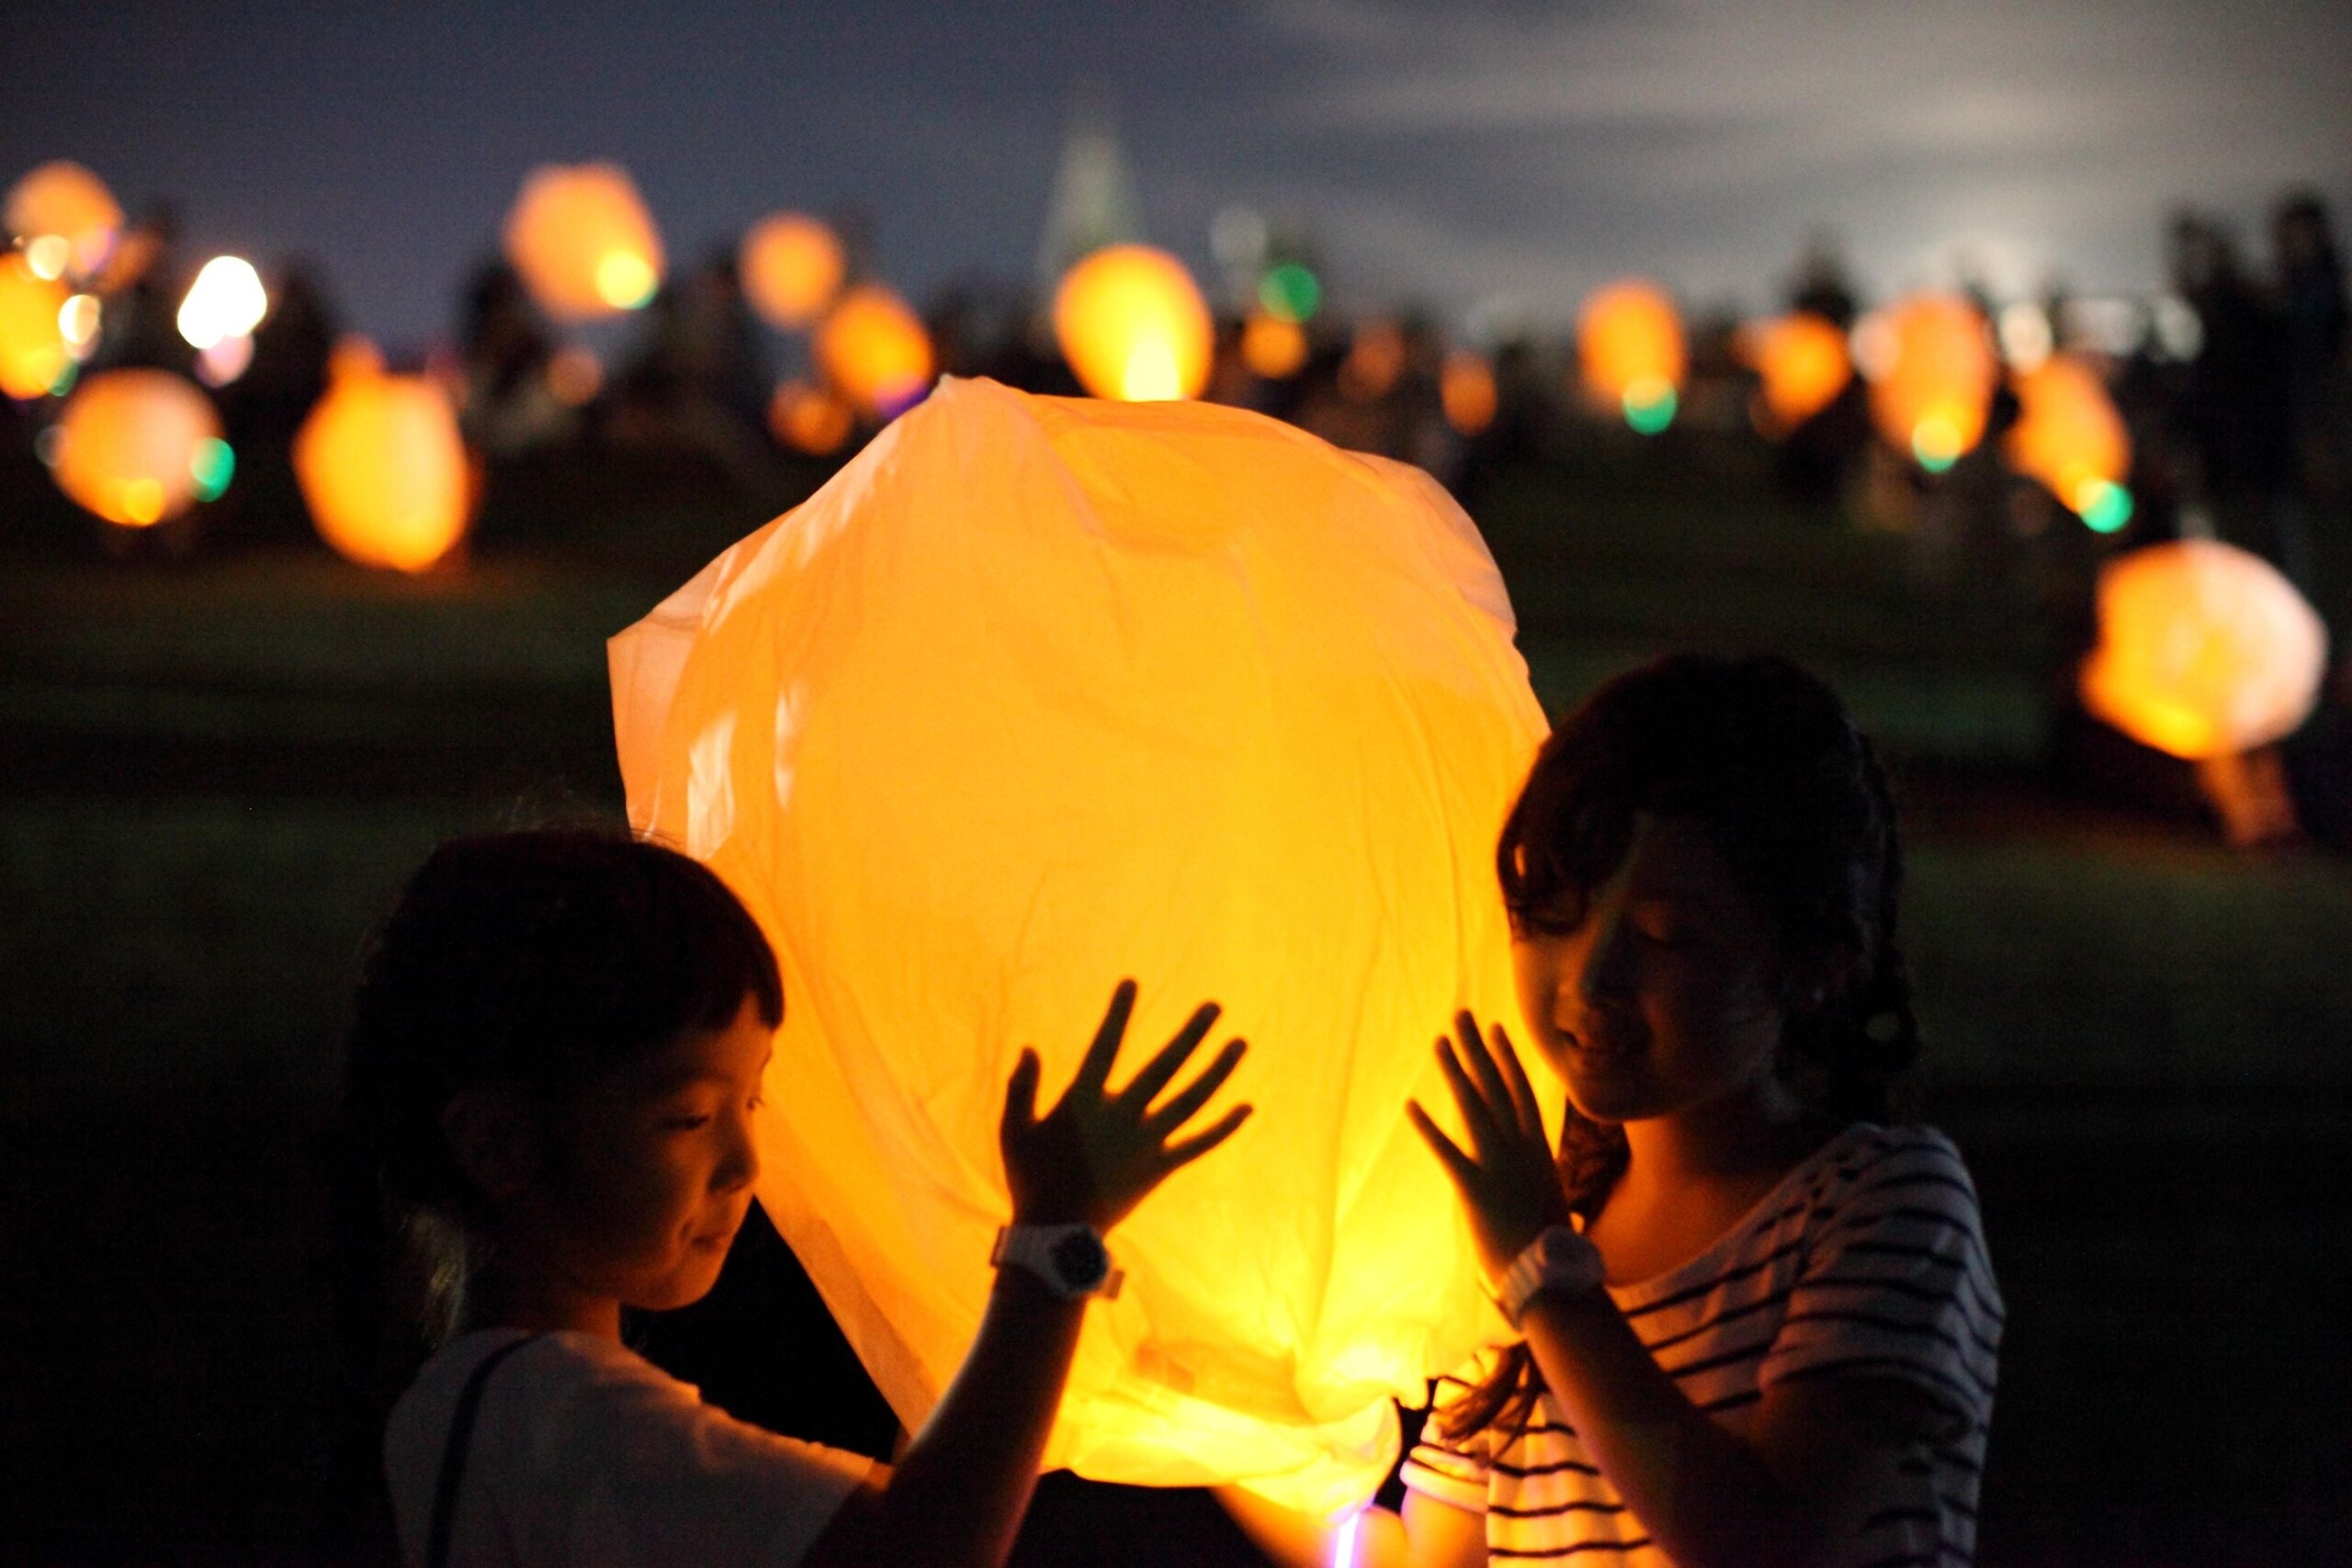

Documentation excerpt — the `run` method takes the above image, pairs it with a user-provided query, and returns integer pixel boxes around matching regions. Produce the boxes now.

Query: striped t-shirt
[1400,1122,2001,1566]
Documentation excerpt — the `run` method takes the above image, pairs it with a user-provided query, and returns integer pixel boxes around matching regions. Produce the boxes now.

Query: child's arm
[1214,1483,1487,1568]
[804,979,1251,1568]
[1410,1015,1952,1568]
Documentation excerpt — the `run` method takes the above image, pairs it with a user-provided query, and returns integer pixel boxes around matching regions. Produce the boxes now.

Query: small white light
[177,255,268,351]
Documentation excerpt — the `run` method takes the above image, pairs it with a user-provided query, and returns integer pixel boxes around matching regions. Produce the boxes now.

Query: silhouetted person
[2170,212,2300,576]
[457,259,566,459]
[216,258,339,547]
[2273,191,2348,505]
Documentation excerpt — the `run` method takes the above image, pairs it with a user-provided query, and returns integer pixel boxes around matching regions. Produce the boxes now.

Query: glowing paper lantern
[6,161,121,277]
[502,163,665,321]
[1577,278,1684,432]
[741,213,846,330]
[50,369,223,525]
[610,376,1548,1515]
[295,353,471,572]
[176,256,268,350]
[1737,311,1851,434]
[1053,244,1214,403]
[1338,321,1406,403]
[2080,539,2327,760]
[814,284,933,417]
[1441,351,1498,436]
[768,378,854,455]
[1860,294,1997,472]
[2004,354,2132,531]
[0,252,72,399]
[1239,311,1309,380]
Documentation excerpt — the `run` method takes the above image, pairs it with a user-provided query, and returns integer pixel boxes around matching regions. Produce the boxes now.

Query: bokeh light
[2080,540,2327,761]
[1257,262,1321,324]
[0,252,73,399]
[741,213,846,331]
[1239,311,1309,380]
[2004,353,2132,527]
[1861,293,1998,472]
[545,345,603,407]
[1053,244,1215,402]
[1337,320,1405,403]
[5,161,122,278]
[295,349,473,572]
[768,378,855,455]
[176,256,268,350]
[50,368,223,525]
[57,292,100,357]
[815,283,934,417]
[503,163,666,321]
[1577,279,1685,433]
[1441,351,1498,436]
[1736,311,1851,434]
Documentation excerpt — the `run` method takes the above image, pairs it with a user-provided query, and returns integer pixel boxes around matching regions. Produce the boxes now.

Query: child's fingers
[1454,1010,1513,1116]
[1000,1047,1042,1135]
[1069,978,1139,1098]
[1488,1022,1545,1140]
[1114,1001,1222,1115]
[1434,1037,1499,1155]
[1406,1100,1478,1190]
[1142,1037,1247,1138]
[1159,1102,1253,1168]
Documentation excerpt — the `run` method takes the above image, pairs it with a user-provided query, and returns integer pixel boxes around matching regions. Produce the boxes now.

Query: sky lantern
[741,213,846,330]
[768,377,854,455]
[1577,278,1684,433]
[6,161,122,278]
[610,376,1548,1516]
[1441,350,1498,436]
[1736,311,1851,434]
[1337,320,1407,403]
[1053,243,1215,402]
[814,283,934,418]
[1239,310,1309,380]
[502,163,665,321]
[50,368,228,525]
[0,252,73,399]
[2004,353,2133,532]
[1858,293,1998,472]
[2080,539,2326,762]
[294,347,472,572]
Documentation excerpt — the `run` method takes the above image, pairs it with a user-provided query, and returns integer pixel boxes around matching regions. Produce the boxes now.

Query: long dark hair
[328,828,782,1424]
[1443,654,1919,1442]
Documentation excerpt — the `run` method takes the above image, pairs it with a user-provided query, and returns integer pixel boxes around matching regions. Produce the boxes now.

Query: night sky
[5,0,2348,349]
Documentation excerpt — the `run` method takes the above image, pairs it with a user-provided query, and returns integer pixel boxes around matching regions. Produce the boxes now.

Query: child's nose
[1576,913,1636,1006]
[714,1111,759,1193]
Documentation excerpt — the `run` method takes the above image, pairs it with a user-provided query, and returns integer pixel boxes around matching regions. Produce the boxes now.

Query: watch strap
[991,1223,1123,1301]
[1498,1224,1605,1326]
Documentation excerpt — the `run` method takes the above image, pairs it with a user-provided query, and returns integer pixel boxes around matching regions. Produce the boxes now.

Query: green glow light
[190,437,234,502]
[48,360,79,398]
[2079,479,2132,534]
[1910,416,1962,473]
[1623,384,1678,435]
[1257,263,1321,324]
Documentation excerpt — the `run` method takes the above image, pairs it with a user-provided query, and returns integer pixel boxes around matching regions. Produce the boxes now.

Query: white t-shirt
[1401,1123,2002,1566]
[385,1329,878,1568]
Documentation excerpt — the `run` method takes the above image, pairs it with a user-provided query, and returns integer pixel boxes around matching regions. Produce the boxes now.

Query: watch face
[1048,1228,1111,1290]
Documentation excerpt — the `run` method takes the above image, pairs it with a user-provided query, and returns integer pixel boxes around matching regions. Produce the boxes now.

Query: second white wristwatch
[1497,1224,1606,1326]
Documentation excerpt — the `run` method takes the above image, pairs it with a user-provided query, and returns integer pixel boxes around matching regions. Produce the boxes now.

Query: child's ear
[441,1088,545,1203]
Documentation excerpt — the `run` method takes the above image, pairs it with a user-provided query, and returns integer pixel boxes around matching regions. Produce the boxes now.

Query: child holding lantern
[1225,654,2000,1568]
[339,828,1250,1568]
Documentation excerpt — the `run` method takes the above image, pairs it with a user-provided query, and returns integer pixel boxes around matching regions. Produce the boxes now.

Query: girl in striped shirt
[1225,654,1999,1568]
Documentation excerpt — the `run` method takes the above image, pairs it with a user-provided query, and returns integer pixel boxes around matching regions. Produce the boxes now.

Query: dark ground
[4,457,2349,1564]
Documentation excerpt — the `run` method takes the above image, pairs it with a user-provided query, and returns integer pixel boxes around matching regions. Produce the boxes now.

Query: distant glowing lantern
[0,252,72,398]
[1053,244,1215,403]
[610,376,1548,1517]
[1577,279,1684,434]
[1860,294,1997,473]
[50,368,222,525]
[6,161,122,277]
[176,256,268,350]
[1441,351,1498,437]
[1737,311,1851,434]
[741,213,846,330]
[1239,311,1309,380]
[768,378,854,455]
[1337,320,1406,404]
[503,163,666,321]
[815,283,934,417]
[2080,539,2327,761]
[2004,354,2132,531]
[294,353,472,572]
[546,345,603,407]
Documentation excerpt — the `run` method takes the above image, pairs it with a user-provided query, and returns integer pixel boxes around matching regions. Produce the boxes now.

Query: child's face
[1510,812,1787,1126]
[525,993,774,1314]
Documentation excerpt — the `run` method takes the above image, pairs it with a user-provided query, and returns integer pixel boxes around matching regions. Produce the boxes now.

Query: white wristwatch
[991,1224,1124,1301]
[1497,1224,1606,1326]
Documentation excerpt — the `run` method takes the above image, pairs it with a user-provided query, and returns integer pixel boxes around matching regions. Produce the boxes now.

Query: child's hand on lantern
[1000,978,1253,1235]
[1408,1010,1574,1285]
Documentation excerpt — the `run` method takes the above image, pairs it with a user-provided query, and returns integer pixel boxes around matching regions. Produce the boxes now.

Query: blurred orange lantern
[2080,540,2327,761]
[1338,320,1407,403]
[1239,311,1309,380]
[502,163,665,321]
[1860,294,1997,472]
[815,283,934,417]
[2004,354,2132,530]
[0,252,72,398]
[1441,351,1498,436]
[50,369,223,525]
[1577,279,1684,433]
[1053,244,1215,402]
[295,351,472,572]
[741,213,846,330]
[611,376,1548,1517]
[768,377,854,455]
[1736,311,1851,434]
[6,161,122,278]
